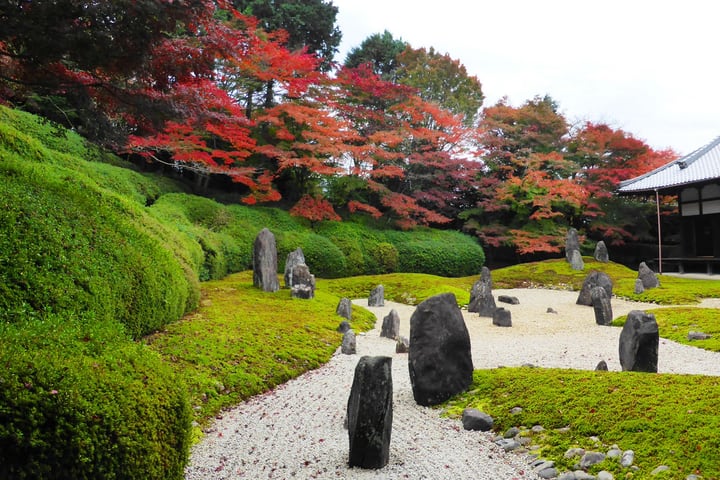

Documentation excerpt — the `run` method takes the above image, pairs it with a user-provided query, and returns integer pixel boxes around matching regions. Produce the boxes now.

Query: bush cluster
[0,105,486,478]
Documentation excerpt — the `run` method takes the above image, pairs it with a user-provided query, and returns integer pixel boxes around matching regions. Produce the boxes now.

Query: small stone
[569,249,585,270]
[686,475,703,480]
[395,336,409,353]
[620,450,635,468]
[495,438,521,452]
[547,307,558,314]
[493,307,512,327]
[595,360,609,371]
[638,261,660,289]
[594,240,610,262]
[510,406,523,415]
[688,331,712,341]
[634,278,645,294]
[651,465,670,476]
[498,295,520,305]
[557,473,577,480]
[580,451,606,468]
[573,471,596,480]
[505,427,520,438]
[380,309,400,339]
[337,320,351,333]
[607,445,622,458]
[461,408,494,431]
[537,467,558,479]
[336,297,352,320]
[597,471,614,480]
[531,425,545,433]
[533,460,555,470]
[564,447,585,459]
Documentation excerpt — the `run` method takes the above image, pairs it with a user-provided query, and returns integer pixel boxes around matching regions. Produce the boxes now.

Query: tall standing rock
[253,228,279,292]
[468,266,497,317]
[368,285,385,307]
[284,247,306,288]
[380,309,400,339]
[565,228,581,263]
[336,297,352,320]
[591,286,613,326]
[408,293,473,406]
[569,249,585,271]
[594,241,610,263]
[576,271,613,306]
[347,356,393,469]
[619,310,659,373]
[638,262,660,289]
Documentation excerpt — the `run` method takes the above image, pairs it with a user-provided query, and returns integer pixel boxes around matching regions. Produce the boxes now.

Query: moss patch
[146,271,376,427]
[445,367,720,479]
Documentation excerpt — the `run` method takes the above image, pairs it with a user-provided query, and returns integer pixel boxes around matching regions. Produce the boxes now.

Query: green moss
[445,368,720,478]
[146,271,376,425]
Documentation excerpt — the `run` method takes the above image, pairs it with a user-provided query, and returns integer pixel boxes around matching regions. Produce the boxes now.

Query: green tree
[394,46,484,126]
[344,30,408,79]
[233,0,341,71]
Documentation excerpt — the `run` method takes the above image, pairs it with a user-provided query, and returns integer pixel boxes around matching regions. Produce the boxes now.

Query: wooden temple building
[618,136,720,274]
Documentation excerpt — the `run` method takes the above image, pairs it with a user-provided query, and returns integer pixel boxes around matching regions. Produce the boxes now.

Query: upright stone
[634,279,645,294]
[253,228,279,292]
[619,310,659,373]
[591,286,613,326]
[594,241,610,263]
[569,249,585,271]
[638,262,660,289]
[468,266,497,316]
[408,293,473,406]
[565,227,581,263]
[368,285,385,307]
[576,271,613,306]
[347,356,393,469]
[336,297,352,320]
[595,360,609,371]
[290,264,315,299]
[380,309,401,339]
[341,330,357,355]
[284,247,306,288]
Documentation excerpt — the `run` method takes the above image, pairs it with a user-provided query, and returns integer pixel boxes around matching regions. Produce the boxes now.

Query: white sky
[332,0,720,156]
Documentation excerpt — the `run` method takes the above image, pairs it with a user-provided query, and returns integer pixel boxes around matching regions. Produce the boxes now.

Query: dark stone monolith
[576,270,613,306]
[619,310,659,372]
[468,266,496,317]
[408,293,473,406]
[347,356,393,469]
[380,309,400,339]
[253,228,279,292]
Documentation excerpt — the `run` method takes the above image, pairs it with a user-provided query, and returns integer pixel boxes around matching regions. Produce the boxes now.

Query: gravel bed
[185,289,720,479]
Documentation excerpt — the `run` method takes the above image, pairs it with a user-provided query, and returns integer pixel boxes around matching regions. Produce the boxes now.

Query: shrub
[277,231,348,278]
[0,315,191,480]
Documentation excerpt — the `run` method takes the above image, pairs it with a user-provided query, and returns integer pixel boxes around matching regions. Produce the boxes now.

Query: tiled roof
[617,135,720,193]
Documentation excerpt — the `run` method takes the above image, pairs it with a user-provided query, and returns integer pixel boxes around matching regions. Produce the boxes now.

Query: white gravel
[185,289,720,480]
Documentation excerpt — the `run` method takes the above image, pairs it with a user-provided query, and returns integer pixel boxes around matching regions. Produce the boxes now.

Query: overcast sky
[332,0,719,156]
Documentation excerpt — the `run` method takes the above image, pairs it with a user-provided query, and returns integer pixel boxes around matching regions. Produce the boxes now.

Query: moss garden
[3,106,720,479]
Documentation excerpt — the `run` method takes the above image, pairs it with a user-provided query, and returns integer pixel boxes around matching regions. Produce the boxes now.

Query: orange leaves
[347,201,382,219]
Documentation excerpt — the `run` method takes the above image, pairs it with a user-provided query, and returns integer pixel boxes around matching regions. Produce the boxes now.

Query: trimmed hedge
[0,315,191,480]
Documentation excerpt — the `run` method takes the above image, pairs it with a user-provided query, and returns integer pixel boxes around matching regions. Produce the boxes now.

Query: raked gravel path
[185,288,720,480]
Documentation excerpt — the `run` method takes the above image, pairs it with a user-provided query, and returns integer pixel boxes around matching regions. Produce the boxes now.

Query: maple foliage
[289,194,341,223]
